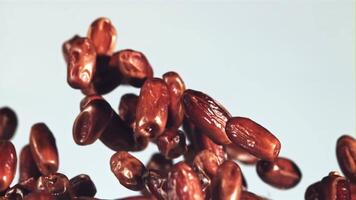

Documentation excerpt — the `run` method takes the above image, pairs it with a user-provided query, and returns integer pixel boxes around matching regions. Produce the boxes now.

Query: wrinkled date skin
[146,153,173,176]
[256,157,301,189]
[225,144,258,165]
[336,135,356,183]
[167,162,204,200]
[19,145,42,182]
[225,117,281,161]
[63,36,97,89]
[241,191,268,200]
[118,93,139,128]
[162,71,186,129]
[23,192,55,200]
[135,78,169,138]
[73,99,113,145]
[0,107,17,140]
[182,89,232,145]
[110,49,153,87]
[29,123,59,175]
[36,173,72,200]
[69,174,97,198]
[211,160,242,200]
[305,172,351,200]
[0,141,17,192]
[192,150,222,193]
[143,170,167,200]
[156,129,187,159]
[110,151,146,191]
[87,17,117,56]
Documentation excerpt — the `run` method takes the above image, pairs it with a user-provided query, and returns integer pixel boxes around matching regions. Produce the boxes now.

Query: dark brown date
[110,151,146,191]
[70,174,97,197]
[0,140,17,192]
[110,49,153,87]
[87,17,117,56]
[23,192,55,200]
[63,36,97,89]
[225,144,258,165]
[182,89,232,145]
[19,145,41,182]
[36,173,72,200]
[29,123,59,175]
[146,153,173,176]
[0,107,17,140]
[211,160,242,200]
[156,129,187,159]
[256,157,301,189]
[79,95,103,111]
[225,117,281,161]
[336,135,356,183]
[73,98,113,145]
[167,162,204,200]
[162,71,186,129]
[143,170,167,200]
[118,93,138,128]
[135,78,169,138]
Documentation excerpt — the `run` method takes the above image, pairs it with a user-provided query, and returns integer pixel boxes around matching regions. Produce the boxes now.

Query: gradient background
[0,1,354,199]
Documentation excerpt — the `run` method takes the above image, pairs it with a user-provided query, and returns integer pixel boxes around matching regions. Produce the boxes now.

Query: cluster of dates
[0,17,354,200]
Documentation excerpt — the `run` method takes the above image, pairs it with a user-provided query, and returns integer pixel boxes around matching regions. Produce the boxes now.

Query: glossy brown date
[87,17,117,56]
[0,140,17,192]
[19,145,41,182]
[182,89,232,145]
[211,160,242,200]
[73,98,113,145]
[23,192,55,200]
[79,95,103,111]
[29,123,59,175]
[156,129,187,159]
[135,78,169,138]
[70,174,97,198]
[110,49,153,87]
[162,71,186,129]
[167,162,204,200]
[225,144,258,165]
[305,172,351,200]
[225,117,281,161]
[118,93,139,128]
[0,107,18,140]
[110,151,146,191]
[256,157,301,189]
[146,153,173,176]
[336,135,356,183]
[36,173,72,200]
[63,36,97,89]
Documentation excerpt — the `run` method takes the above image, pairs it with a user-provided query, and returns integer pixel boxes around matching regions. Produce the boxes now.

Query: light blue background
[0,1,354,199]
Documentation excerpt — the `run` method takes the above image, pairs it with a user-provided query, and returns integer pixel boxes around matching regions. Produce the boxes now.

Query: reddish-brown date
[0,140,17,192]
[336,135,356,183]
[118,93,139,128]
[146,153,173,176]
[135,78,169,138]
[36,173,72,200]
[110,49,153,87]
[23,192,55,200]
[143,170,167,200]
[256,157,301,189]
[305,172,351,200]
[199,133,226,163]
[182,89,232,145]
[19,145,41,182]
[87,17,117,56]
[225,144,258,165]
[162,71,186,129]
[79,95,103,111]
[225,117,281,161]
[0,107,17,140]
[73,99,113,145]
[211,160,242,200]
[110,151,146,191]
[63,36,97,89]
[241,191,268,200]
[29,123,59,175]
[167,162,204,200]
[156,129,187,159]
[70,174,97,198]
